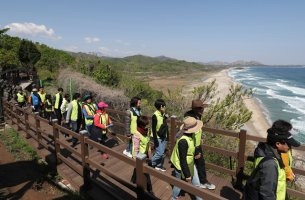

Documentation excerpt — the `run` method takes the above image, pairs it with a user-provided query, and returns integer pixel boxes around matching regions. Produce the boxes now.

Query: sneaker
[123,149,132,158]
[155,166,166,172]
[200,182,216,190]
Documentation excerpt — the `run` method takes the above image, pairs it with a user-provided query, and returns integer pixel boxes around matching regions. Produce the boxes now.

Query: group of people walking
[14,85,302,200]
[122,96,215,199]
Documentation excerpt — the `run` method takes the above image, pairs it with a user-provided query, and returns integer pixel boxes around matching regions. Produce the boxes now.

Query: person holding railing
[170,117,203,200]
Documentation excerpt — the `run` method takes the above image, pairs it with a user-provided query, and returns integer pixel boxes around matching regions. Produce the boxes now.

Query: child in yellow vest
[130,116,154,196]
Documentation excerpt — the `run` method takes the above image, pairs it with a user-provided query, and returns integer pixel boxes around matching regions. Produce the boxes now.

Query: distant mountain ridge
[87,51,264,66]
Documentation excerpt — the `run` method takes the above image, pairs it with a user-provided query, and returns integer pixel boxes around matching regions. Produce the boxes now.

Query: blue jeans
[71,120,81,144]
[172,167,202,200]
[152,138,167,168]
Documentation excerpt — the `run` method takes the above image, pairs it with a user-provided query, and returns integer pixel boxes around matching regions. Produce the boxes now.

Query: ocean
[228,66,305,144]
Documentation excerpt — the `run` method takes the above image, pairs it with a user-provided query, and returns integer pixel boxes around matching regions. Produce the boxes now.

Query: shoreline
[188,68,271,138]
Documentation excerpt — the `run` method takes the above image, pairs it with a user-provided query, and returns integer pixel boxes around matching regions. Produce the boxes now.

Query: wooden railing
[3,99,305,199]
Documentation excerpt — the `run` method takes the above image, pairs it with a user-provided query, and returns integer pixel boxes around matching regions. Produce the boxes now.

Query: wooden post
[34,112,43,149]
[24,112,30,138]
[16,107,21,131]
[234,129,247,189]
[136,153,146,199]
[169,115,177,156]
[80,130,91,189]
[52,119,61,165]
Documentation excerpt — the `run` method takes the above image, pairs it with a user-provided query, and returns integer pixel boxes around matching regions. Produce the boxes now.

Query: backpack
[31,94,39,106]
[243,157,273,200]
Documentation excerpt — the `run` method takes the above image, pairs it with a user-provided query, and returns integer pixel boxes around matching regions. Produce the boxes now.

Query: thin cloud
[85,37,100,43]
[5,22,61,40]
[115,39,130,46]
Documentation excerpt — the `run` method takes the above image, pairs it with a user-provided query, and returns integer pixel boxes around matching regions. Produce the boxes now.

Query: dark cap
[267,120,301,147]
[191,99,208,108]
[83,94,92,101]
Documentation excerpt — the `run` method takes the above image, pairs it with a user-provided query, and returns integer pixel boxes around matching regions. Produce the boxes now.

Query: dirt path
[0,131,67,200]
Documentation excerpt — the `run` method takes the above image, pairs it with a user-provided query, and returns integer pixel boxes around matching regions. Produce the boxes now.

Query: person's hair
[58,88,63,92]
[137,115,149,128]
[64,93,69,99]
[46,94,52,100]
[130,96,141,107]
[154,99,166,110]
[73,93,81,100]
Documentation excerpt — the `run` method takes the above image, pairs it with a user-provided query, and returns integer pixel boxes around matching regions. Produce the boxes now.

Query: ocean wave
[275,82,305,96]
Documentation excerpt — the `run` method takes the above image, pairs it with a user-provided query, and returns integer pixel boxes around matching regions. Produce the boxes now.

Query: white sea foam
[275,82,305,96]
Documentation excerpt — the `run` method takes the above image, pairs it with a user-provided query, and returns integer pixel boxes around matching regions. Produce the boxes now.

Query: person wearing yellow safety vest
[123,96,142,158]
[151,99,168,172]
[92,101,113,159]
[16,87,27,108]
[171,117,203,200]
[82,94,97,137]
[65,93,83,147]
[38,87,46,117]
[130,116,154,196]
[44,94,54,121]
[53,88,63,124]
[243,120,301,200]
[184,99,215,190]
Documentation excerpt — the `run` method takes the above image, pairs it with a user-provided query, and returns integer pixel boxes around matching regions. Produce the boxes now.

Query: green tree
[18,39,41,68]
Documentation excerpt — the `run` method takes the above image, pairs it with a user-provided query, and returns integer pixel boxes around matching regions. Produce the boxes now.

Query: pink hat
[98,101,109,108]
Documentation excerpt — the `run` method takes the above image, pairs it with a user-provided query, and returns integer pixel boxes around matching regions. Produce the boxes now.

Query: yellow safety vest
[54,93,61,109]
[71,100,81,121]
[254,157,286,200]
[17,92,25,103]
[38,92,46,103]
[84,103,96,125]
[151,110,164,138]
[130,110,138,134]
[170,135,195,178]
[98,113,109,135]
[132,131,150,157]
[45,99,52,112]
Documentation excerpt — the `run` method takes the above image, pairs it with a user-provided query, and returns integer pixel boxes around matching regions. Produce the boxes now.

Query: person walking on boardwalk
[151,99,169,172]
[82,94,97,138]
[30,88,42,114]
[38,86,46,117]
[123,96,142,158]
[65,92,83,147]
[91,101,113,159]
[15,87,27,108]
[130,115,154,196]
[243,119,301,200]
[60,93,70,122]
[53,88,63,124]
[44,94,54,121]
[184,99,215,190]
[171,117,203,200]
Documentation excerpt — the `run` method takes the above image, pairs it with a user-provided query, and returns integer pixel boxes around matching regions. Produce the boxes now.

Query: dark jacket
[244,142,285,200]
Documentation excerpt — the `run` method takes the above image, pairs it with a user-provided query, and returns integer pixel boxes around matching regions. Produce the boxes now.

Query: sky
[1,0,305,65]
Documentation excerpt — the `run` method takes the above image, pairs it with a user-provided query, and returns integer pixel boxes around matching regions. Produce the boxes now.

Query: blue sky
[1,0,305,65]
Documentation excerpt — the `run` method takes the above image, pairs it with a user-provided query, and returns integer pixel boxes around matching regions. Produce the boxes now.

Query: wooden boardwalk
[4,111,243,200]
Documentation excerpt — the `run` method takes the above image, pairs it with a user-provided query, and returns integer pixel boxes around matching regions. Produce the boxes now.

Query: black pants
[54,108,62,125]
[195,146,208,184]
[131,168,152,192]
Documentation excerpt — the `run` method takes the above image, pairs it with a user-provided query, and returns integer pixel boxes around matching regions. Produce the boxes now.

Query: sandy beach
[188,69,271,138]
